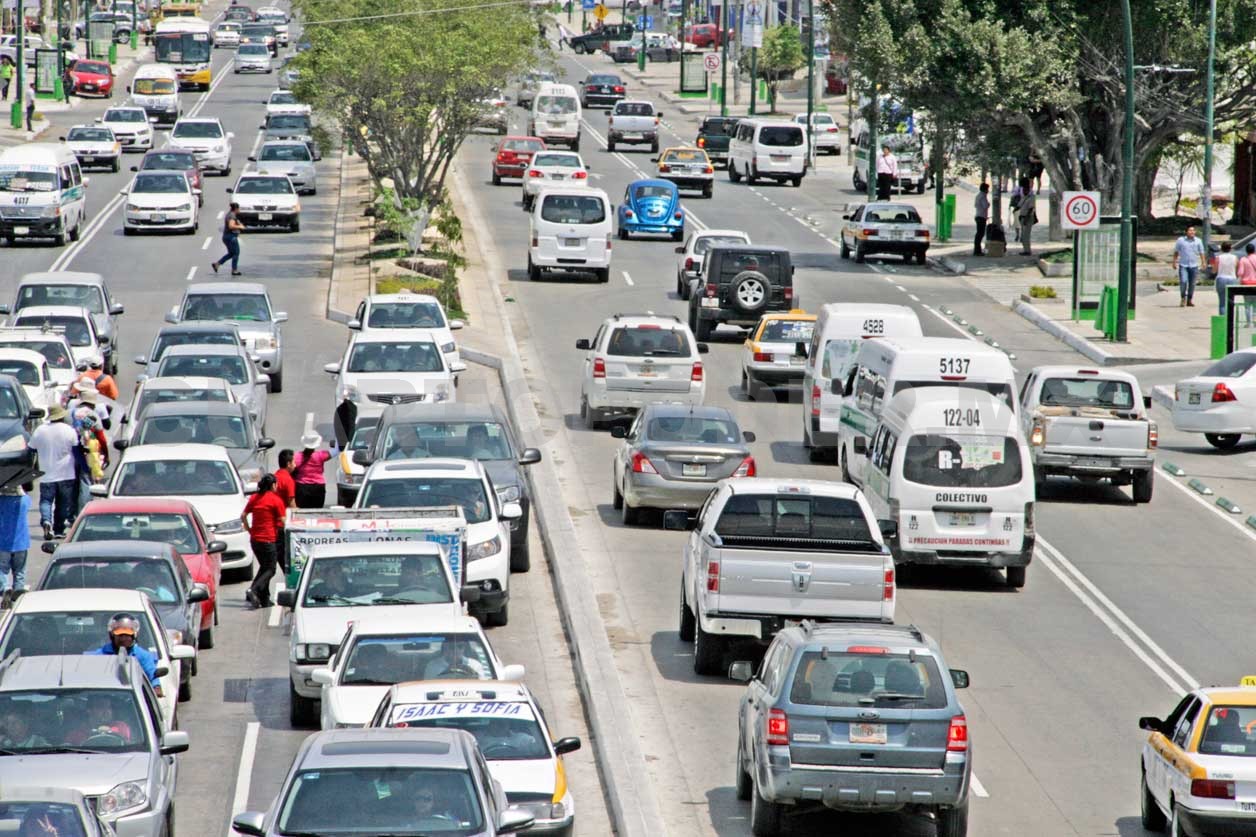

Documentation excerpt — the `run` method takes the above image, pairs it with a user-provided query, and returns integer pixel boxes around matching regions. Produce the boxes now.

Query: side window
[871,374,886,412]
[59,165,73,190]
[694,489,717,527]
[370,695,391,728]
[141,682,164,737]
[591,324,605,351]
[1018,374,1035,405]
[174,556,193,592]
[869,426,886,468]
[855,367,876,410]
[355,301,365,323]
[627,411,643,440]
[756,641,779,686]
[880,432,898,475]
[851,207,864,222]
[1173,698,1202,748]
[72,163,82,186]
[474,753,498,819]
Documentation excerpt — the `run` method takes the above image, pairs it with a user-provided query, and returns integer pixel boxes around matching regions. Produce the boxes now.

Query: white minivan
[529,82,582,151]
[129,64,181,126]
[859,387,1035,588]
[0,144,87,246]
[838,336,1017,486]
[727,119,807,187]
[528,187,611,283]
[802,303,922,461]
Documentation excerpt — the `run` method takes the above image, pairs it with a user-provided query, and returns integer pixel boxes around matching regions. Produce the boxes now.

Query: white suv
[575,313,709,429]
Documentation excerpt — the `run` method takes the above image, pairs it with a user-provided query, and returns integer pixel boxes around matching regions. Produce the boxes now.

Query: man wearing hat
[71,356,118,403]
[27,405,80,540]
[69,379,110,430]
[292,431,331,509]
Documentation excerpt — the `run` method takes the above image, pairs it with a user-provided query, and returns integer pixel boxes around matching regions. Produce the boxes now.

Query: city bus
[160,2,202,17]
[154,17,212,90]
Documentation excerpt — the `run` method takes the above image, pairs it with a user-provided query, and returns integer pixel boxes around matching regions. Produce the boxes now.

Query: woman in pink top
[292,431,331,508]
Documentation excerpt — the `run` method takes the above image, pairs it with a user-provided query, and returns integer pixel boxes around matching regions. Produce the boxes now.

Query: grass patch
[1041,248,1157,264]
[1028,285,1058,299]
[369,247,410,261]
[374,275,467,321]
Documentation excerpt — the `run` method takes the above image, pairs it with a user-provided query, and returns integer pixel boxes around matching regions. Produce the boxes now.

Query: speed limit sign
[1062,191,1101,230]
[703,52,721,72]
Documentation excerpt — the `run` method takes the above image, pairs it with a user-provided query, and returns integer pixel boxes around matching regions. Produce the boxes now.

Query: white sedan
[0,348,59,413]
[1172,348,1256,449]
[98,106,153,151]
[62,124,121,172]
[10,305,103,370]
[324,329,465,420]
[794,112,841,153]
[521,150,589,211]
[674,228,750,299]
[213,21,241,47]
[229,172,301,232]
[122,170,199,234]
[169,117,234,175]
[263,89,311,118]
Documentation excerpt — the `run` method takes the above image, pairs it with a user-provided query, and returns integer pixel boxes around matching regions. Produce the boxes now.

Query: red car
[684,23,722,48]
[68,59,115,98]
[63,499,225,649]
[132,147,205,206]
[491,135,545,185]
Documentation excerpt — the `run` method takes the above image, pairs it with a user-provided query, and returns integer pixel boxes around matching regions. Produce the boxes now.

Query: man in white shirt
[875,144,898,200]
[28,405,80,540]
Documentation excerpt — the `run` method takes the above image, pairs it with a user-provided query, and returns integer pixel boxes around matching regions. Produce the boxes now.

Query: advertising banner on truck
[285,507,466,587]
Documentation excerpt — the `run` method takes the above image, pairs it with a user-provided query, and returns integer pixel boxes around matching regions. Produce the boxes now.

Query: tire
[702,183,713,198]
[749,783,782,837]
[731,271,770,315]
[289,680,317,727]
[840,447,851,480]
[510,537,530,573]
[111,158,119,173]
[290,218,300,233]
[735,741,753,801]
[936,800,969,837]
[53,224,67,246]
[492,172,501,185]
[916,249,928,265]
[612,475,624,510]
[854,243,866,263]
[1206,433,1241,449]
[178,674,191,702]
[678,581,695,641]
[198,616,214,650]
[729,163,741,183]
[1133,469,1154,503]
[596,268,610,283]
[1170,803,1184,837]
[671,227,683,242]
[1141,769,1167,831]
[791,175,802,187]
[527,257,541,282]
[745,165,757,186]
[581,397,599,430]
[651,140,659,154]
[486,602,509,627]
[839,236,850,259]
[618,226,629,240]
[69,218,80,242]
[572,136,580,152]
[123,225,135,236]
[917,180,927,194]
[268,369,283,394]
[607,139,616,152]
[695,317,712,341]
[693,622,723,676]
[1006,565,1027,589]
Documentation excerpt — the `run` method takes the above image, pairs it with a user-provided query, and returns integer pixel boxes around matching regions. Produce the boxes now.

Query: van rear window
[536,95,577,115]
[901,433,1023,488]
[714,494,873,542]
[758,126,803,147]
[540,194,605,224]
[894,379,1014,408]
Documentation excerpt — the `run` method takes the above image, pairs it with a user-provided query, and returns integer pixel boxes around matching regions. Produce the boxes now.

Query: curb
[448,165,669,837]
[929,255,967,275]
[1012,299,1118,366]
[325,150,353,325]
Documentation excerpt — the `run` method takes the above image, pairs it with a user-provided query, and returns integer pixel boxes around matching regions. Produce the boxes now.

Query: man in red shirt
[274,450,296,572]
[241,474,287,608]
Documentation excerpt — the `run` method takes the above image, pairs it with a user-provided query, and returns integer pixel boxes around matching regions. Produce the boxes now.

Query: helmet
[88,356,103,369]
[107,613,141,637]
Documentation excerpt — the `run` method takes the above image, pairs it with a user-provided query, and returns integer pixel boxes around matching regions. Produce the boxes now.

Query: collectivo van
[802,303,922,460]
[129,64,181,125]
[529,83,582,151]
[839,336,1016,486]
[0,144,87,246]
[528,186,612,283]
[859,387,1035,588]
[727,118,808,186]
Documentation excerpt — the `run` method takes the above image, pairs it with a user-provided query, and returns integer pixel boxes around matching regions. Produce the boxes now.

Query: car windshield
[662,149,704,163]
[381,421,512,461]
[236,177,293,194]
[133,173,188,194]
[632,184,673,200]
[788,651,948,708]
[0,611,159,660]
[1198,706,1256,756]
[14,317,89,347]
[134,77,176,94]
[301,553,452,608]
[760,320,814,343]
[115,458,238,496]
[17,284,104,314]
[532,153,580,168]
[0,688,150,754]
[152,329,239,359]
[136,414,249,448]
[136,387,229,419]
[892,380,1015,408]
[157,354,248,384]
[183,293,271,321]
[172,122,222,138]
[1203,352,1256,378]
[43,558,181,604]
[238,43,268,55]
[70,512,201,554]
[0,168,57,193]
[536,95,576,115]
[540,194,604,224]
[241,25,273,36]
[142,152,195,170]
[1038,377,1135,410]
[714,494,875,542]
[902,433,1023,488]
[259,143,311,161]
[105,109,146,123]
[358,477,491,524]
[503,138,544,152]
[0,360,38,386]
[865,206,922,224]
[700,117,738,135]
[74,61,110,75]
[277,767,484,836]
[0,340,71,370]
[365,301,445,329]
[645,415,739,443]
[589,75,619,84]
[693,234,748,255]
[759,126,803,147]
[67,127,112,142]
[267,115,309,131]
[269,91,296,104]
[606,326,690,357]
[0,802,89,837]
[342,633,492,685]
[390,702,549,761]
[347,341,443,373]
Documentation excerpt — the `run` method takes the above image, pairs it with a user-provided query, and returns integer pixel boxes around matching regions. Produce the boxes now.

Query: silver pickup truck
[606,100,661,153]
[1019,366,1157,502]
[669,478,896,677]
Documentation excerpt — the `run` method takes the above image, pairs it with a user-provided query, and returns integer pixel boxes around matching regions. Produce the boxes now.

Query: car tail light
[1148,421,1158,449]
[674,211,684,220]
[915,229,930,238]
[691,361,704,382]
[846,646,888,654]
[704,165,714,173]
[573,171,588,179]
[608,117,614,127]
[635,324,661,330]
[586,84,598,91]
[659,164,671,173]
[1213,383,1237,402]
[706,560,719,592]
[531,233,538,247]
[1029,419,1044,446]
[625,209,635,218]
[883,567,894,601]
[733,456,756,477]
[1192,779,1235,799]
[705,283,717,298]
[654,116,660,125]
[613,85,625,93]
[753,352,772,362]
[684,257,694,271]
[592,357,606,378]
[947,716,968,752]
[631,451,657,474]
[528,169,544,178]
[826,127,838,133]
[1077,369,1100,375]
[811,384,821,417]
[783,287,793,302]
[765,709,789,746]
[697,137,706,147]
[862,228,878,237]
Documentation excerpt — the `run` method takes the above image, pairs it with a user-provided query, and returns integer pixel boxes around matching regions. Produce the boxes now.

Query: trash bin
[1096,285,1119,339]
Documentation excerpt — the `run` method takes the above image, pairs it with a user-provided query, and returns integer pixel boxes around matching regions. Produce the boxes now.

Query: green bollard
[10,100,21,130]
[944,193,956,240]
[130,31,138,50]
[108,43,118,64]
[1212,315,1229,359]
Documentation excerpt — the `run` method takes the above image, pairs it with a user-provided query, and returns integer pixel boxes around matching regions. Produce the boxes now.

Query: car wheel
[290,218,300,233]
[672,227,683,242]
[840,446,851,479]
[1133,469,1154,503]
[651,140,659,154]
[612,473,624,509]
[621,491,640,526]
[618,226,629,240]
[1141,768,1167,831]
[695,317,713,341]
[510,537,530,572]
[916,249,928,266]
[839,235,851,259]
[198,616,215,650]
[572,136,580,152]
[527,258,541,281]
[745,164,757,185]
[749,781,782,837]
[854,243,866,263]
[607,139,616,152]
[728,163,741,183]
[791,175,802,187]
[678,580,695,641]
[492,171,501,186]
[1006,565,1027,589]
[735,740,753,801]
[1206,433,1241,449]
[596,268,610,283]
[936,800,969,837]
[581,397,599,430]
[111,158,119,173]
[268,369,283,393]
[178,673,191,702]
[693,621,723,676]
[486,602,509,627]
[53,224,67,246]
[289,680,317,727]
[702,183,713,198]
[917,180,927,194]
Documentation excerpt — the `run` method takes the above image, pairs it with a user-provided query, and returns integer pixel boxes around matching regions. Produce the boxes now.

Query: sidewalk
[325,151,373,323]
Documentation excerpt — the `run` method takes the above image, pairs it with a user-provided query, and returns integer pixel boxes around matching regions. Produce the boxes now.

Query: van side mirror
[575,339,591,350]
[662,510,689,530]
[853,437,867,456]
[610,425,626,439]
[878,519,898,540]
[459,584,482,604]
[518,448,542,465]
[696,343,709,354]
[276,589,295,608]
[729,661,754,682]
[352,449,372,466]
[1139,716,1163,733]
[553,736,581,755]
[742,431,756,443]
[950,669,970,689]
[1143,395,1152,409]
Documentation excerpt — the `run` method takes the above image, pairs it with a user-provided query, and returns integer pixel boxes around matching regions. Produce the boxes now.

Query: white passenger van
[727,118,808,187]
[801,303,922,461]
[838,336,1016,485]
[527,187,611,283]
[0,144,87,246]
[860,387,1035,588]
[129,64,181,126]
[528,83,582,151]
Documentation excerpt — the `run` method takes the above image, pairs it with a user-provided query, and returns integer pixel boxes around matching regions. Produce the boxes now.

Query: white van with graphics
[860,387,1035,588]
[802,303,922,461]
[129,64,181,126]
[528,82,582,151]
[838,337,1016,486]
[0,144,87,246]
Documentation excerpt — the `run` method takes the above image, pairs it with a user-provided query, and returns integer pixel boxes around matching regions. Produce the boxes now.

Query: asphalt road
[451,44,1256,837]
[3,7,611,835]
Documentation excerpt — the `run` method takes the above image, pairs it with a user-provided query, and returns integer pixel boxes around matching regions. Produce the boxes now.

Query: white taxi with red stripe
[1141,678,1256,836]
[739,309,815,400]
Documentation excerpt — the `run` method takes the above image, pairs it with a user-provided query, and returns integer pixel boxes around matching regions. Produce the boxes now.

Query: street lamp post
[804,1,813,164]
[719,0,728,115]
[1116,0,1134,341]
[1202,0,1217,261]
[10,0,23,129]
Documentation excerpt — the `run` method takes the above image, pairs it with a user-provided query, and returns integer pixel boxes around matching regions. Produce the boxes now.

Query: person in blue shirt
[86,613,163,696]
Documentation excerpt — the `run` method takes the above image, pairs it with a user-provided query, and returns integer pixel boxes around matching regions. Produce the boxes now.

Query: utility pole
[1116,0,1134,341]
[677,0,686,93]
[11,0,23,129]
[1202,0,1217,261]
[866,80,877,202]
[804,1,813,165]
[719,0,728,115]
[749,44,756,114]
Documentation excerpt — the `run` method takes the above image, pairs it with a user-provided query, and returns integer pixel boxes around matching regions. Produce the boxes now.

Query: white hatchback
[0,348,59,412]
[521,150,588,212]
[324,329,464,421]
[169,117,234,175]
[1172,348,1256,449]
[62,124,121,172]
[122,169,199,234]
[349,294,464,366]
[98,106,153,151]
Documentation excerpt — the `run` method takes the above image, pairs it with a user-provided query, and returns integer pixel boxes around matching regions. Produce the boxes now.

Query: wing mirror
[134,355,147,365]
[207,540,227,554]
[258,437,276,449]
[450,361,467,373]
[130,165,138,171]
[496,809,535,835]
[89,484,107,497]
[1143,395,1153,409]
[853,437,867,456]
[347,319,362,330]
[159,730,190,755]
[729,660,754,682]
[164,310,179,324]
[188,584,209,603]
[41,541,57,555]
[610,425,627,439]
[575,339,591,350]
[449,319,465,330]
[878,518,898,540]
[674,245,684,253]
[1139,716,1164,733]
[553,736,582,755]
[352,449,372,466]
[500,501,523,520]
[109,303,125,315]
[499,663,526,681]
[323,362,341,374]
[696,342,709,354]
[742,431,756,443]
[459,584,482,604]
[950,669,970,689]
[310,667,333,685]
[246,156,256,162]
[243,481,259,494]
[662,510,690,530]
[231,812,266,836]
[276,589,296,608]
[273,312,288,323]
[517,447,541,466]
[113,439,129,451]
[170,643,195,661]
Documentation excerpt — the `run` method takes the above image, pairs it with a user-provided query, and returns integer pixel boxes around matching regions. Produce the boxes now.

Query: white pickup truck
[606,99,662,153]
[669,478,896,677]
[1019,366,1157,502]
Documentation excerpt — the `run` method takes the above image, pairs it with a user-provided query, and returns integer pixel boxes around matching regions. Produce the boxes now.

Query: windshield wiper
[309,593,356,604]
[864,693,926,703]
[22,746,110,755]
[343,678,396,686]
[370,596,432,605]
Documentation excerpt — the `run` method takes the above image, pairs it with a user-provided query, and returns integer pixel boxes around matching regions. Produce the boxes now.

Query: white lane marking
[249,130,264,158]
[970,773,989,799]
[622,271,634,286]
[186,266,198,282]
[895,284,906,292]
[217,210,226,220]
[909,294,920,301]
[268,582,282,627]
[227,721,260,835]
[201,236,212,250]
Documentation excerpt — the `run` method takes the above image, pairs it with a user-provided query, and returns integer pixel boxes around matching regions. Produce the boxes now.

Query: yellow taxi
[1141,677,1256,836]
[656,146,715,198]
[739,309,816,400]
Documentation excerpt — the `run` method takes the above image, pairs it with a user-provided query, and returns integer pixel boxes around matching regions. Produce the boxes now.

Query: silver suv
[166,283,287,392]
[731,622,971,837]
[0,653,190,837]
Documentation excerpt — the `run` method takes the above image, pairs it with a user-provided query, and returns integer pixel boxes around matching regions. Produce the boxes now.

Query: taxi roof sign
[1241,676,1256,687]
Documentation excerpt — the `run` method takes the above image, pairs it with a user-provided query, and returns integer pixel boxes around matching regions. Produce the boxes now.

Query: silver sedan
[611,403,755,525]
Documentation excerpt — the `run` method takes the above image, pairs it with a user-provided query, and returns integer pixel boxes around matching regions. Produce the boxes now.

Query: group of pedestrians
[1183,227,1256,321]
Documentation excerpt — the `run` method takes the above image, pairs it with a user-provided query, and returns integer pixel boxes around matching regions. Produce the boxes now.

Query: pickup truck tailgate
[1042,410,1148,456]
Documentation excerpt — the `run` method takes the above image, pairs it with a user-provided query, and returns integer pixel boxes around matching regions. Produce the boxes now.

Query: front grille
[367,393,426,405]
[1,207,44,219]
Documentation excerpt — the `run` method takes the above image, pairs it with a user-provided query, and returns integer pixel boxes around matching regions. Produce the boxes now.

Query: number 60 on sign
[1062,191,1101,231]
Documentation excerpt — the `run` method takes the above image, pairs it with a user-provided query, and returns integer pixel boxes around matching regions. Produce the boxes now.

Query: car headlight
[466,535,502,562]
[174,203,191,212]
[97,781,148,818]
[213,519,244,535]
[293,643,331,663]
[213,144,225,153]
[440,341,456,354]
[340,471,364,486]
[518,801,566,822]
[125,203,140,213]
[42,205,61,218]
[257,336,278,349]
[292,201,301,212]
[239,467,262,484]
[341,384,360,403]
[496,484,521,503]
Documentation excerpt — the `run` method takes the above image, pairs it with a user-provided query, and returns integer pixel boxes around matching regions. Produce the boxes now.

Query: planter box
[1037,258,1072,277]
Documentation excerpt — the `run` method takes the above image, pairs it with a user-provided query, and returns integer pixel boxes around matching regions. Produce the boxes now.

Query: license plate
[1075,457,1110,468]
[80,156,95,163]
[849,723,887,745]
[701,298,719,308]
[948,512,975,526]
[789,356,806,365]
[637,367,657,377]
[770,155,789,162]
[258,212,273,221]
[1241,802,1256,812]
[623,132,641,139]
[682,463,706,477]
[152,214,166,222]
[562,237,582,246]
[1189,393,1201,405]
[886,230,906,240]
[550,173,565,179]
[13,227,28,235]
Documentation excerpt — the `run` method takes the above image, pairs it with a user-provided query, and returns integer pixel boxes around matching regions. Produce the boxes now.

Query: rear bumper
[762,759,968,812]
[660,175,713,189]
[622,221,682,235]
[700,609,890,641]
[583,94,623,107]
[587,386,703,413]
[493,163,528,177]
[696,301,795,326]
[746,363,806,385]
[1172,405,1254,434]
[1034,452,1154,474]
[857,239,929,257]
[608,130,657,144]
[897,536,1035,568]
[1177,808,1256,837]
[623,472,717,510]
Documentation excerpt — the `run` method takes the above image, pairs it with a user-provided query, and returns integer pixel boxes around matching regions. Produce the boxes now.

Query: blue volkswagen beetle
[617,178,684,241]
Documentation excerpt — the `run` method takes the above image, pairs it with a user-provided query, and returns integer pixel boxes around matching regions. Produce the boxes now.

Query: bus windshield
[156,30,211,63]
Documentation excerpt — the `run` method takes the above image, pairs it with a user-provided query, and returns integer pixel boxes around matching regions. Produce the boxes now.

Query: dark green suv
[688,245,795,340]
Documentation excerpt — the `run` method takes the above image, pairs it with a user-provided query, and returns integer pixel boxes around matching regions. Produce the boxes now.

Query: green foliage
[1028,285,1058,298]
[755,25,805,111]
[375,276,467,321]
